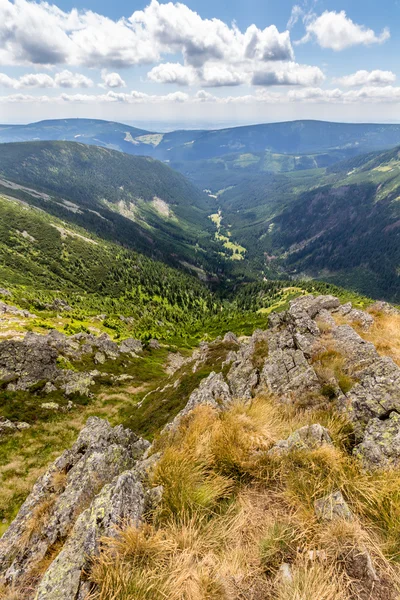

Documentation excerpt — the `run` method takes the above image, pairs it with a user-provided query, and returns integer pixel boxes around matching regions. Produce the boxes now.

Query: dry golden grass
[88,391,400,600]
[334,309,400,367]
[275,559,348,600]
[363,311,400,367]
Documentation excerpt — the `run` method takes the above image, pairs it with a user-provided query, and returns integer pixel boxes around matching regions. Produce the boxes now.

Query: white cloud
[100,70,126,88]
[3,85,400,107]
[299,11,390,51]
[0,70,93,89]
[0,0,293,73]
[287,86,400,104]
[54,70,93,88]
[334,69,396,87]
[287,5,304,29]
[147,63,196,86]
[252,62,324,86]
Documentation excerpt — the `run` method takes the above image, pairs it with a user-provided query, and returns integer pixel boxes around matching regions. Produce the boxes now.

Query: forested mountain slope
[0,141,223,274]
[212,147,400,301]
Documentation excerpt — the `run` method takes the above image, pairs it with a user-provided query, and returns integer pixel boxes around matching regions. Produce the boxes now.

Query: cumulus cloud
[100,70,126,88]
[298,11,390,50]
[54,70,93,88]
[3,85,400,107]
[334,69,396,87]
[252,62,324,86]
[0,0,293,70]
[147,63,196,86]
[0,70,93,89]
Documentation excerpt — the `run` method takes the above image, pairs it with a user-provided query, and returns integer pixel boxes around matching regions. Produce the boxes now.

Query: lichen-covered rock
[0,418,30,435]
[56,370,95,397]
[369,301,400,316]
[164,371,232,432]
[34,470,147,600]
[119,338,143,354]
[314,490,353,521]
[334,304,374,331]
[0,417,149,585]
[354,412,400,470]
[0,333,59,390]
[269,424,332,456]
[261,347,320,399]
[227,330,268,399]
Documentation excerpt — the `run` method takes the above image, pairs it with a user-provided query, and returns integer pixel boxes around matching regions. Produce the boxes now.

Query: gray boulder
[314,490,353,521]
[0,333,58,390]
[119,338,143,354]
[354,412,400,470]
[0,417,149,584]
[269,424,332,456]
[34,470,147,600]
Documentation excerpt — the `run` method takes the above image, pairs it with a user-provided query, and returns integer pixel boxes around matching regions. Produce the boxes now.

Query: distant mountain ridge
[3,119,400,165]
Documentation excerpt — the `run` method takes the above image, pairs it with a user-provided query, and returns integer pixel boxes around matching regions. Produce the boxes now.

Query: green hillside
[0,141,223,275]
[214,147,400,301]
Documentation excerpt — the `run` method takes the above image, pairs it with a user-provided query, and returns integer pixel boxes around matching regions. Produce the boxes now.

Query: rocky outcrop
[269,424,332,456]
[0,330,144,397]
[164,371,233,433]
[2,293,400,598]
[0,417,150,594]
[227,329,267,400]
[35,470,147,600]
[0,417,30,435]
[353,412,400,470]
[44,298,72,312]
[0,300,36,318]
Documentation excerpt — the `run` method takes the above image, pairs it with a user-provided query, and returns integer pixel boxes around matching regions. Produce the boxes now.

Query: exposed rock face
[269,424,332,456]
[2,293,400,597]
[0,333,59,389]
[35,470,147,600]
[0,329,144,397]
[314,490,353,521]
[0,300,36,318]
[164,371,233,432]
[353,412,400,470]
[0,418,149,586]
[227,329,267,400]
[334,302,374,330]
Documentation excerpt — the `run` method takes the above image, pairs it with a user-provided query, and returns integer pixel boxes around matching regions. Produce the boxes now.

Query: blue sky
[0,0,399,127]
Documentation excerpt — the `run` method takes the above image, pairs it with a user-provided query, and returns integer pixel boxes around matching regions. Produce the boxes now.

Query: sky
[1,0,400,128]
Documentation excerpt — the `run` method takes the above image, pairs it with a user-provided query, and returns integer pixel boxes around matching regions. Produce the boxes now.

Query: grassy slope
[88,308,400,600]
[213,148,400,301]
[0,141,223,274]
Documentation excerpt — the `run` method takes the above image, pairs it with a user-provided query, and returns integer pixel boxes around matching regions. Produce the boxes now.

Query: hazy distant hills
[3,119,400,166]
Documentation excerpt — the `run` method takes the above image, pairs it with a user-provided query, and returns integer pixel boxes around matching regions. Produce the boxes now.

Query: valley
[0,117,399,600]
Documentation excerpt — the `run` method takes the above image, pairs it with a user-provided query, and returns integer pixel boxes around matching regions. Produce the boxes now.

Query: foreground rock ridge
[1,294,400,598]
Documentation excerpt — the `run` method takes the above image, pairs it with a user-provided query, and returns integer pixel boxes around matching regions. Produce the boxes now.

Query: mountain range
[0,118,399,301]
